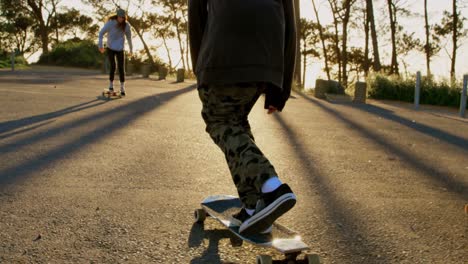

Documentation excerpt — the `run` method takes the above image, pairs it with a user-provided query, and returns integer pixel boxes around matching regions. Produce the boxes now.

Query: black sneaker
[239,184,296,235]
[231,207,273,234]
[120,90,126,96]
[231,207,251,227]
[108,87,114,92]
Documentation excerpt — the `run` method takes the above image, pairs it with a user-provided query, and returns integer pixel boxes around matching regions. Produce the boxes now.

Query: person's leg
[107,48,116,90]
[116,51,125,93]
[198,84,278,209]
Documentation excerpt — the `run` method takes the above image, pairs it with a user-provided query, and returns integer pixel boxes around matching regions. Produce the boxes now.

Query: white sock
[120,83,125,90]
[109,81,113,88]
[261,176,282,193]
[245,208,255,216]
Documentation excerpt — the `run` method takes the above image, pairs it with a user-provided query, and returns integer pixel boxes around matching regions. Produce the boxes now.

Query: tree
[177,1,190,72]
[26,0,61,55]
[362,0,370,76]
[158,0,188,71]
[434,0,467,82]
[327,0,343,82]
[397,32,421,76]
[326,0,357,88]
[299,18,320,87]
[0,0,38,55]
[294,0,302,87]
[385,0,416,76]
[347,47,367,81]
[150,14,176,70]
[422,0,441,79]
[1,0,54,56]
[423,0,431,77]
[51,9,98,42]
[387,0,399,75]
[1,5,33,53]
[366,0,381,72]
[340,0,358,88]
[311,0,332,80]
[127,14,156,65]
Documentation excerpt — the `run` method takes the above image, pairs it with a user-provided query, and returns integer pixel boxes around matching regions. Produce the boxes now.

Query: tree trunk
[137,30,155,65]
[451,0,457,82]
[341,0,353,88]
[185,30,190,71]
[162,35,173,70]
[424,0,431,78]
[127,18,155,66]
[311,0,331,80]
[367,0,381,72]
[180,13,191,72]
[294,0,302,87]
[302,37,307,89]
[328,0,342,83]
[40,22,49,55]
[364,4,370,77]
[173,17,186,70]
[27,0,49,55]
[51,0,59,44]
[387,0,399,75]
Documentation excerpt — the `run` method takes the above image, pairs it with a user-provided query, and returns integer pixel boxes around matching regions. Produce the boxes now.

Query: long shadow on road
[273,114,395,263]
[296,92,468,199]
[0,85,195,186]
[339,102,468,152]
[0,99,106,139]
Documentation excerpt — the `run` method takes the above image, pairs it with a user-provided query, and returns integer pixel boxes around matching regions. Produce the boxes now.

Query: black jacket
[188,0,297,111]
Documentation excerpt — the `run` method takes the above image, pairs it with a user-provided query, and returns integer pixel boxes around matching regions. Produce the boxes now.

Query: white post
[460,74,468,118]
[10,51,15,72]
[414,71,421,110]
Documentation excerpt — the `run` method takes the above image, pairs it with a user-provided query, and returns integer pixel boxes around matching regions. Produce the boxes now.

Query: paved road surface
[0,67,467,263]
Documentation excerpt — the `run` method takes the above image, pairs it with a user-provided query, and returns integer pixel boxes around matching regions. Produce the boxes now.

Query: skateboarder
[98,9,133,96]
[188,0,297,235]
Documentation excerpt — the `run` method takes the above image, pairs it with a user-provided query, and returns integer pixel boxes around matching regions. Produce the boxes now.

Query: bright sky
[37,0,468,87]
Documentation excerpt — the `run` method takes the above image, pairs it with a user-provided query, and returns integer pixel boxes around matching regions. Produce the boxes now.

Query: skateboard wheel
[305,253,320,264]
[229,236,243,247]
[256,255,272,264]
[194,209,206,223]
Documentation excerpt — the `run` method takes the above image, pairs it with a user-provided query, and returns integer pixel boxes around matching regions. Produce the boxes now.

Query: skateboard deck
[102,89,121,99]
[194,195,320,264]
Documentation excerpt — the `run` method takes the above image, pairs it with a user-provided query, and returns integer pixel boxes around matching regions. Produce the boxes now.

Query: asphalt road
[0,67,467,263]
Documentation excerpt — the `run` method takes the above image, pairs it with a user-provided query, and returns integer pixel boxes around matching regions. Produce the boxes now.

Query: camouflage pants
[198,84,278,208]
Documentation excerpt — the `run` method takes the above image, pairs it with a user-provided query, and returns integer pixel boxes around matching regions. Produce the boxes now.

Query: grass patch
[368,74,466,109]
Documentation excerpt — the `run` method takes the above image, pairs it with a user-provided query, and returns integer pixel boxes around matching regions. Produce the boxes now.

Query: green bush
[0,51,28,68]
[0,51,7,61]
[38,39,102,68]
[368,74,466,109]
[14,55,27,65]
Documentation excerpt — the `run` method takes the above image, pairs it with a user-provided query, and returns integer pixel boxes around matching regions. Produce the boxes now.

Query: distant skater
[98,9,133,96]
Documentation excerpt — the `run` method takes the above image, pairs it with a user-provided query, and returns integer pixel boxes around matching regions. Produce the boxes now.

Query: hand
[267,105,278,114]
[99,48,105,54]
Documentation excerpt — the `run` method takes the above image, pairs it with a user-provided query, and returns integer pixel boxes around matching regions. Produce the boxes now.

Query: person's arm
[98,21,110,49]
[125,22,133,54]
[188,0,208,74]
[278,0,297,111]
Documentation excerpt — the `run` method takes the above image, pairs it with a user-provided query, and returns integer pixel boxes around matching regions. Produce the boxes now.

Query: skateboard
[102,89,122,99]
[194,195,320,264]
